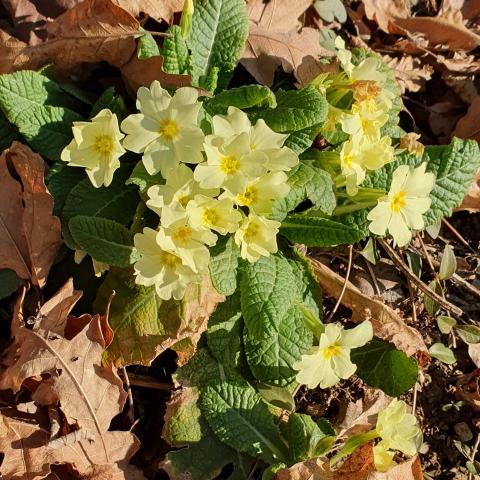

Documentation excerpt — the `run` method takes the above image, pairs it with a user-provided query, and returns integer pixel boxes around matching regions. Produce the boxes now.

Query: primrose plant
[37,4,477,477]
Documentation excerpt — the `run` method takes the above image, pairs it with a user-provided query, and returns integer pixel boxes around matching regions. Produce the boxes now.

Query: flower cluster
[61,81,298,300]
[321,37,396,196]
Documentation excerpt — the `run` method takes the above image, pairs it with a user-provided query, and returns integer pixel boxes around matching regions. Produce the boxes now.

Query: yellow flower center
[343,154,352,168]
[93,135,114,155]
[202,208,219,226]
[159,119,179,141]
[250,143,257,150]
[322,344,342,359]
[172,226,193,245]
[177,194,191,208]
[244,222,260,241]
[160,251,181,267]
[220,155,240,175]
[390,191,406,213]
[237,185,258,206]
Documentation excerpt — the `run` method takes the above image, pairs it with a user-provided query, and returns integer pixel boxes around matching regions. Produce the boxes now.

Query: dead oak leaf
[242,0,333,86]
[2,0,140,76]
[0,283,128,466]
[0,410,141,480]
[382,54,433,93]
[113,0,183,23]
[310,258,428,358]
[0,142,61,288]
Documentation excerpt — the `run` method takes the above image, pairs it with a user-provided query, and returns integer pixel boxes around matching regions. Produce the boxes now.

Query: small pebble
[454,422,473,442]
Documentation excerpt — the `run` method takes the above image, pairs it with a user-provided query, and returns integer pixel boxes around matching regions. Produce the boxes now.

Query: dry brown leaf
[113,0,183,23]
[337,389,390,438]
[1,0,140,76]
[382,55,433,93]
[275,444,422,480]
[456,164,480,212]
[455,370,480,410]
[0,142,61,288]
[121,54,195,98]
[0,282,137,476]
[0,410,142,480]
[363,0,480,51]
[310,258,428,357]
[454,95,480,143]
[241,0,334,86]
[468,344,480,367]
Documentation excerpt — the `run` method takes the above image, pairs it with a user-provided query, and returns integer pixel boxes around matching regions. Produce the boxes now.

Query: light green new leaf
[137,31,160,59]
[250,87,328,133]
[188,0,248,90]
[314,0,347,23]
[456,325,480,344]
[126,160,164,196]
[429,342,456,364]
[162,25,192,74]
[209,235,240,295]
[439,244,457,280]
[204,85,276,116]
[271,162,336,221]
[200,379,289,464]
[437,315,457,334]
[350,338,418,396]
[0,70,83,161]
[69,216,139,267]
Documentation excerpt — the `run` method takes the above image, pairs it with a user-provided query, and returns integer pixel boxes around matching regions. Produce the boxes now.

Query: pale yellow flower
[233,171,290,215]
[212,107,298,172]
[373,399,423,471]
[159,206,216,273]
[340,99,389,139]
[133,227,201,300]
[293,321,373,389]
[61,109,125,188]
[367,163,435,247]
[146,164,218,216]
[234,214,280,262]
[194,132,267,194]
[186,195,241,235]
[121,81,204,176]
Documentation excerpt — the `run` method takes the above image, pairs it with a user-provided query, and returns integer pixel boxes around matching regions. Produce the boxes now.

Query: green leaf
[0,269,22,300]
[314,0,347,23]
[284,124,322,154]
[188,0,248,90]
[258,384,295,411]
[271,162,336,221]
[62,166,139,249]
[365,138,480,227]
[250,87,328,133]
[206,292,245,374]
[0,110,19,151]
[424,279,443,316]
[209,235,240,295]
[429,342,456,364]
[162,25,192,74]
[46,163,85,216]
[280,413,336,463]
[204,85,276,116]
[351,338,418,396]
[126,160,164,196]
[439,244,457,280]
[280,215,366,247]
[240,252,315,386]
[200,379,289,463]
[437,315,457,334]
[0,70,84,161]
[455,325,480,344]
[137,31,160,59]
[90,87,126,119]
[69,216,139,267]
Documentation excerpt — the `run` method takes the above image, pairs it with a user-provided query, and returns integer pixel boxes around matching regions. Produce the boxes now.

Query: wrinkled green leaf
[209,235,240,295]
